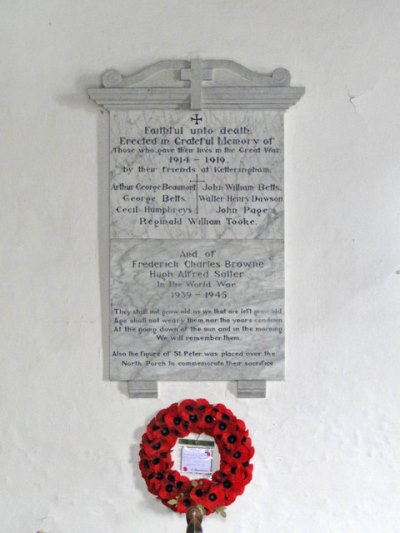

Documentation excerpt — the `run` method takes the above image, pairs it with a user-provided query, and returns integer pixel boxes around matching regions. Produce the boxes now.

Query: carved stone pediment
[89,59,304,110]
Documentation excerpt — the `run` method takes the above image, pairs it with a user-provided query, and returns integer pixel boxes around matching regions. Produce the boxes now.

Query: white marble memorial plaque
[89,59,304,397]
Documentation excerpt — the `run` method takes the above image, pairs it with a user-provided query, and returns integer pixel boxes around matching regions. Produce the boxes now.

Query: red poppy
[202,483,226,512]
[220,428,244,449]
[145,422,179,446]
[176,495,195,513]
[180,399,198,410]
[189,479,213,505]
[158,481,179,500]
[164,405,190,436]
[219,463,253,488]
[213,404,234,421]
[154,406,171,424]
[196,406,217,432]
[223,442,254,464]
[194,398,211,411]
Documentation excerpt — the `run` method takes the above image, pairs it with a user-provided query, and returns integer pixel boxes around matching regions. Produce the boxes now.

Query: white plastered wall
[1,1,400,532]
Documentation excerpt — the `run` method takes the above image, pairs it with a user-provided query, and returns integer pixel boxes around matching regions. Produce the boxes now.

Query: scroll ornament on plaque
[139,399,254,532]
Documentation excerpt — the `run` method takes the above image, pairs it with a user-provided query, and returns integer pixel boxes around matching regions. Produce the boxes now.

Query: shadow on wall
[55,73,104,112]
[56,72,111,383]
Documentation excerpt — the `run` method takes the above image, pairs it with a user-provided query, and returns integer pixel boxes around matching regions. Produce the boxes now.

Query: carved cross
[181,59,213,110]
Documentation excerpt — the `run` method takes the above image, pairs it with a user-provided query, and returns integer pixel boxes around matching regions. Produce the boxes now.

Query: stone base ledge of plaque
[237,380,267,398]
[127,380,267,399]
[127,380,158,399]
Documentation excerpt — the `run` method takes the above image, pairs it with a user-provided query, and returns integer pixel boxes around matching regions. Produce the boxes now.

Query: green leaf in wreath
[168,499,178,506]
[215,506,227,518]
[192,480,198,487]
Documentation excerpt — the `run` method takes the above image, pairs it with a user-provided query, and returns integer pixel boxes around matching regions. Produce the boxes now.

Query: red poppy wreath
[139,399,254,518]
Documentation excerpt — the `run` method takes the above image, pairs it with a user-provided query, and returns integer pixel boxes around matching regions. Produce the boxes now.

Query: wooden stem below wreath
[186,506,204,533]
